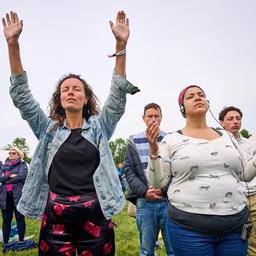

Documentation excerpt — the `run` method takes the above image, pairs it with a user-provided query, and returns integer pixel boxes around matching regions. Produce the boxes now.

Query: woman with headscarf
[146,85,256,256]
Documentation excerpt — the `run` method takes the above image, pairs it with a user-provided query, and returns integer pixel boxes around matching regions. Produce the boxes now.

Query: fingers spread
[116,11,121,24]
[6,13,11,25]
[115,10,127,25]
[2,18,6,27]
[14,12,20,23]
[109,20,114,30]
[3,11,21,26]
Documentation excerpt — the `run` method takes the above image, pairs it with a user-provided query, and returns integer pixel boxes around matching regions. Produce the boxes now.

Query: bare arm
[2,11,24,74]
[109,10,129,77]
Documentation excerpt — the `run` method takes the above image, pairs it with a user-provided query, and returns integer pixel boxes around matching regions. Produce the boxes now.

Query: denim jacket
[9,70,139,220]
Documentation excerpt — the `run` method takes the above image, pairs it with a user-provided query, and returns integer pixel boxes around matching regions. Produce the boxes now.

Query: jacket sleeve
[123,143,148,198]
[238,154,256,182]
[5,163,28,184]
[147,137,173,188]
[98,70,140,140]
[9,72,51,139]
[230,137,256,182]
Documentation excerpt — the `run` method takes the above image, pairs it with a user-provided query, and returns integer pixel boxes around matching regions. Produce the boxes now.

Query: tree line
[1,128,252,165]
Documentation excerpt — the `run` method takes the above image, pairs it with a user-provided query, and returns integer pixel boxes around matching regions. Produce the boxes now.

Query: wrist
[149,153,158,160]
[7,38,19,47]
[108,49,126,58]
[116,41,127,51]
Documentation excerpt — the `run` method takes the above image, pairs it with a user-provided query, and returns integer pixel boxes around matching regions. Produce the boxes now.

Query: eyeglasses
[9,152,17,155]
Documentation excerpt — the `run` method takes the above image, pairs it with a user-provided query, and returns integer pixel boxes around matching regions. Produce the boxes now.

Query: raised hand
[109,10,129,46]
[2,11,23,43]
[146,121,160,155]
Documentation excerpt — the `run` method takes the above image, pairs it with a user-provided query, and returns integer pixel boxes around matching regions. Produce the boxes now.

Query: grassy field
[0,203,167,255]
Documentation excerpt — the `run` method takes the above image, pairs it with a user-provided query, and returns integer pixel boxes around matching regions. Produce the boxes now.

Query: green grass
[0,203,167,255]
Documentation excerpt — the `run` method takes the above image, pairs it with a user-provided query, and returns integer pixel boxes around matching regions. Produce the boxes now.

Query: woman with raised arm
[2,10,139,256]
[146,85,256,256]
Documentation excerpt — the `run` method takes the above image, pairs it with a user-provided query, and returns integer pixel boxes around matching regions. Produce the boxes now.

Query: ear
[84,96,89,105]
[220,120,224,127]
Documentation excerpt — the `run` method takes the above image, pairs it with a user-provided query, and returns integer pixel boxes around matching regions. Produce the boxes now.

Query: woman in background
[0,147,27,246]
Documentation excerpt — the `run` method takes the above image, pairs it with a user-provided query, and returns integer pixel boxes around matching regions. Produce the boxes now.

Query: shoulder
[19,161,28,168]
[130,132,147,143]
[86,116,101,131]
[132,132,145,139]
[249,134,256,141]
[212,128,223,136]
[162,131,180,141]
[160,132,182,147]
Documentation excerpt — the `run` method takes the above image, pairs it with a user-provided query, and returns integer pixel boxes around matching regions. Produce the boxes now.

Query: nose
[194,95,202,101]
[67,90,74,95]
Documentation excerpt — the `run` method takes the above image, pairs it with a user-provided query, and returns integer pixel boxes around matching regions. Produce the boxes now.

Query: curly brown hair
[48,74,100,128]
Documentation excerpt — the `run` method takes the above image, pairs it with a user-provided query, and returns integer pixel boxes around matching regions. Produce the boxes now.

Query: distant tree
[240,129,251,139]
[4,137,31,163]
[216,127,251,139]
[109,138,128,165]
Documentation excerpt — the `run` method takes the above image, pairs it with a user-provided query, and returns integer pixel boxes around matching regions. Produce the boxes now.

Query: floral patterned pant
[38,191,115,256]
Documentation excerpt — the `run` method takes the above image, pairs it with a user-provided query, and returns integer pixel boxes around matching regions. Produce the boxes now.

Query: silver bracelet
[108,49,126,58]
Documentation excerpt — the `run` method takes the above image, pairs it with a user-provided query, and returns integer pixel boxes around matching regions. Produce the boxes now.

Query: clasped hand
[145,187,163,200]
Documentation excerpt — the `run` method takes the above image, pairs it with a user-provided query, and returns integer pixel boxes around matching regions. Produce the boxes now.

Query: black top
[48,128,100,196]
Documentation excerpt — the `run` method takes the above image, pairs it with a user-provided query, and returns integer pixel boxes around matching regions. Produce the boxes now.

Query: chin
[65,107,83,113]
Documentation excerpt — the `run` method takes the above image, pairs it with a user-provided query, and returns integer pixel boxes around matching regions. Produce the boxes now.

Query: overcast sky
[0,0,255,156]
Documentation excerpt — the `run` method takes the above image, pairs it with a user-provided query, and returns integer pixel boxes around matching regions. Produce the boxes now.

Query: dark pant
[39,191,115,256]
[1,191,26,244]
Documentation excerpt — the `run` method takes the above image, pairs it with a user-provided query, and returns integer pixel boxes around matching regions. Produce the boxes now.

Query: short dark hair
[218,106,243,121]
[143,103,162,115]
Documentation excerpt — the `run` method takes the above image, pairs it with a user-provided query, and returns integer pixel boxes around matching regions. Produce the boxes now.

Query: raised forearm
[7,39,24,75]
[115,41,126,77]
[147,159,167,188]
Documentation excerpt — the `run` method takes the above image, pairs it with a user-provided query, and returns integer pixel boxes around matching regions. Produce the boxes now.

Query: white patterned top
[148,132,256,216]
[238,136,256,195]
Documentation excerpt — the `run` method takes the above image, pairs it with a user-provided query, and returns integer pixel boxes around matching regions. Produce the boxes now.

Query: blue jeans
[168,218,248,256]
[136,198,174,256]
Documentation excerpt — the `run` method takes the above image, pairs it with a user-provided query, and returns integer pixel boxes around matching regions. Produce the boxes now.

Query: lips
[66,98,76,102]
[194,103,204,107]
